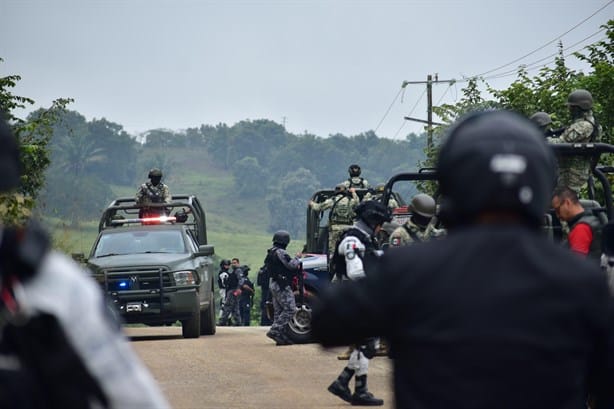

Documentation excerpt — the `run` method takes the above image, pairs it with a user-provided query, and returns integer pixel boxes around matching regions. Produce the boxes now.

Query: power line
[374,87,404,133]
[482,30,607,81]
[475,0,613,78]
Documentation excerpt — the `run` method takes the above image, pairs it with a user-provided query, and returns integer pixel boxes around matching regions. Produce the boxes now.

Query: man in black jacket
[312,110,614,409]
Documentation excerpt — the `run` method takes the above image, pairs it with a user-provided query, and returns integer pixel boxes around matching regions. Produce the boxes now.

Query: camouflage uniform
[389,219,442,247]
[135,182,171,205]
[265,246,301,344]
[342,177,369,189]
[218,266,242,326]
[311,191,360,258]
[550,111,601,192]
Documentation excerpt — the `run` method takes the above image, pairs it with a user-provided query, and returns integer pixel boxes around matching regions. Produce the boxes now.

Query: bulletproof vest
[265,247,295,288]
[330,195,355,225]
[332,227,377,281]
[347,177,367,188]
[571,211,604,260]
[145,182,165,203]
[226,268,240,290]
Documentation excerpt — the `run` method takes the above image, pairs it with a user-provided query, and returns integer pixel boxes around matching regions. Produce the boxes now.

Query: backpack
[330,196,354,225]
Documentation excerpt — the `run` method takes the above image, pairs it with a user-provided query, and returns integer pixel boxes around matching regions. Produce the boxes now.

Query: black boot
[327,367,354,403]
[351,375,383,406]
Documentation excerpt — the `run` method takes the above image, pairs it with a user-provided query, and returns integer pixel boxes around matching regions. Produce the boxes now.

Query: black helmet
[355,200,391,228]
[148,168,163,178]
[437,110,556,227]
[219,259,231,268]
[567,89,593,110]
[272,230,291,248]
[348,164,361,177]
[529,112,552,127]
[410,193,436,218]
[0,114,21,192]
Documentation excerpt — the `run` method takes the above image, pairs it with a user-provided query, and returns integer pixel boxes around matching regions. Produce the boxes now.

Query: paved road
[127,326,395,409]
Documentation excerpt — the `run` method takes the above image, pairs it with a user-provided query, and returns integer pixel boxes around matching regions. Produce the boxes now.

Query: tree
[0,58,72,225]
[233,157,267,198]
[267,168,319,237]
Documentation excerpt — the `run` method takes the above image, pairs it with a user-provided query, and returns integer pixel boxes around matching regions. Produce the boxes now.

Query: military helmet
[348,164,361,177]
[272,230,291,247]
[148,168,163,178]
[220,259,231,268]
[410,193,436,218]
[0,114,21,192]
[334,183,347,193]
[374,183,386,194]
[355,200,391,227]
[529,112,552,127]
[567,89,593,110]
[437,110,556,227]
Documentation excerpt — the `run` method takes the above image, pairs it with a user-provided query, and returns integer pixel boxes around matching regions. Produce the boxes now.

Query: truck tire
[200,298,216,335]
[286,297,314,344]
[182,303,201,339]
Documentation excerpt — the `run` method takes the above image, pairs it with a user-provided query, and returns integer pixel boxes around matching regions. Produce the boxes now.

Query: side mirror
[194,244,214,257]
[72,252,85,263]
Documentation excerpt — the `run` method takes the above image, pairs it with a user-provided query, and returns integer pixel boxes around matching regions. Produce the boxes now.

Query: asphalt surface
[127,326,395,409]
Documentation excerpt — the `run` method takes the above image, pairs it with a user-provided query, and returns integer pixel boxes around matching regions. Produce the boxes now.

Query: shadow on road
[129,334,184,342]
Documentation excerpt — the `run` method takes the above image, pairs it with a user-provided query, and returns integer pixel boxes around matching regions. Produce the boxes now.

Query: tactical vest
[331,227,377,281]
[330,195,355,225]
[264,247,296,288]
[570,211,603,260]
[144,182,166,203]
[348,177,367,188]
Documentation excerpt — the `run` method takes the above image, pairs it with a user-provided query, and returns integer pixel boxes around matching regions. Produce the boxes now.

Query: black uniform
[313,224,614,409]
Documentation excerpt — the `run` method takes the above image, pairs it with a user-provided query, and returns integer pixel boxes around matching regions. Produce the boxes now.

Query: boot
[327,367,354,403]
[275,327,294,346]
[351,375,383,406]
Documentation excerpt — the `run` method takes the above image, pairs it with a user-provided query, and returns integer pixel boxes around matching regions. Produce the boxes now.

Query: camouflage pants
[328,224,351,259]
[219,290,241,326]
[269,280,296,334]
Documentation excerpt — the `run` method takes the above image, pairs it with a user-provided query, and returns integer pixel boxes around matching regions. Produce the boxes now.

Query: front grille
[103,267,172,292]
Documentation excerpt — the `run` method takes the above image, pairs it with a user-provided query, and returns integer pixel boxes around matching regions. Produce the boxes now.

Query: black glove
[359,338,378,359]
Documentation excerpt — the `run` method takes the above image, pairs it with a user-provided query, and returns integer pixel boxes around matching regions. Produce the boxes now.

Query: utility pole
[427,74,433,150]
[402,74,455,150]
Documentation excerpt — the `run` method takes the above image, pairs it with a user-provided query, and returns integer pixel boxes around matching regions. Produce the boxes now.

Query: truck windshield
[94,230,186,257]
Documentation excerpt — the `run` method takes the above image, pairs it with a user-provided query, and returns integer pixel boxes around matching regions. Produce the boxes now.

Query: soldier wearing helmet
[313,110,614,409]
[363,183,399,210]
[342,164,370,189]
[309,184,360,261]
[135,167,172,209]
[549,89,602,193]
[389,193,442,247]
[326,200,390,406]
[263,230,302,346]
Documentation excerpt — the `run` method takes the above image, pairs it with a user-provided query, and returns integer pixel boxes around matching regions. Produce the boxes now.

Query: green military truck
[86,195,216,338]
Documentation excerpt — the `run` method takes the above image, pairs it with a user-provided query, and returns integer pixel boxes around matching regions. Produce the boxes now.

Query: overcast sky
[1,0,612,139]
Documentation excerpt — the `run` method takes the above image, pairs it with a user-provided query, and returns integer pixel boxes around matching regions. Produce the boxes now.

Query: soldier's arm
[550,121,591,144]
[275,249,301,271]
[162,185,171,204]
[311,198,333,212]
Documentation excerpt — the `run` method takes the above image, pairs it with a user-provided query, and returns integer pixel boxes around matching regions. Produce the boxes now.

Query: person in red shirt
[551,186,603,259]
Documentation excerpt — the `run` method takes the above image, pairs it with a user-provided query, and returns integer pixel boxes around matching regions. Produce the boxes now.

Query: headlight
[173,270,197,285]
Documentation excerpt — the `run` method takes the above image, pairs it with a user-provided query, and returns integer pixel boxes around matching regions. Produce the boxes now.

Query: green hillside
[48,145,304,272]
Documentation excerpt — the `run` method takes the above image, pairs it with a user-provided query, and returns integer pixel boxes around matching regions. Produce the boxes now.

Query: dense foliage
[2,19,612,237]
